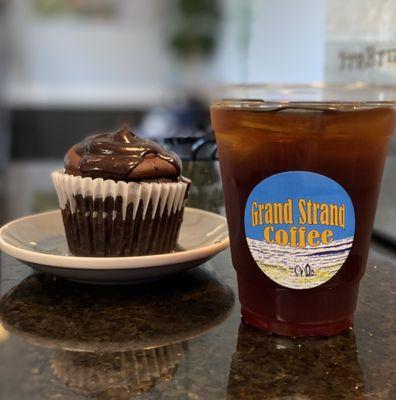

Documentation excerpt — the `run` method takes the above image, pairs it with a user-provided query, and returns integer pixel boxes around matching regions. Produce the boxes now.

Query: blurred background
[0,0,396,244]
[0,0,327,161]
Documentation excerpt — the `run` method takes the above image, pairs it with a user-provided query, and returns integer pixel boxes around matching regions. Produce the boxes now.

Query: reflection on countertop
[0,262,234,399]
[227,324,364,399]
[0,268,234,352]
[0,268,234,399]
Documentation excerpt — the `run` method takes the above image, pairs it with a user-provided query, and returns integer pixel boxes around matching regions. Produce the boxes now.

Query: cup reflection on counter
[226,322,364,400]
[0,270,234,398]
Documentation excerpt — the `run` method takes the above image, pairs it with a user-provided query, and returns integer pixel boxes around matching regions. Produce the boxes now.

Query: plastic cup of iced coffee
[210,84,396,336]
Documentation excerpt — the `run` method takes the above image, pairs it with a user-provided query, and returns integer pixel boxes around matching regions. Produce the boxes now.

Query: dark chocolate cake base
[61,194,184,257]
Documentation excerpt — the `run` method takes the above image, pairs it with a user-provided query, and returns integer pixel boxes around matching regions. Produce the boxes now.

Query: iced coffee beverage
[211,85,396,336]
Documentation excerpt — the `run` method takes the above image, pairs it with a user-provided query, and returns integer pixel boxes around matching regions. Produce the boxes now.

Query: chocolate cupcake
[51,126,190,257]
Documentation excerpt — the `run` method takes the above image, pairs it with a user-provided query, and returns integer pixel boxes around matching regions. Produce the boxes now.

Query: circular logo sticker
[244,171,355,289]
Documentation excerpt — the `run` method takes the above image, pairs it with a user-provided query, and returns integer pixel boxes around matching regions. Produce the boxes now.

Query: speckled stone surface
[375,154,396,241]
[0,161,396,399]
[0,269,234,353]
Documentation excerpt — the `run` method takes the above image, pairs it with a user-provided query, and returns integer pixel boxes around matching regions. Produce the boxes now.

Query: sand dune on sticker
[247,236,353,289]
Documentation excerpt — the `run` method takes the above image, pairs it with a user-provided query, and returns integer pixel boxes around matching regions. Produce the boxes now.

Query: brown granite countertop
[0,161,396,399]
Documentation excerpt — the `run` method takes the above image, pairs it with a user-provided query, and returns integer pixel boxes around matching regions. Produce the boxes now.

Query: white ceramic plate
[0,208,229,284]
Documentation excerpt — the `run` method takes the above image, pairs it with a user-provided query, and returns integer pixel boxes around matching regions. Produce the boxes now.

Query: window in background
[325,0,396,151]
[33,0,119,18]
[326,0,396,84]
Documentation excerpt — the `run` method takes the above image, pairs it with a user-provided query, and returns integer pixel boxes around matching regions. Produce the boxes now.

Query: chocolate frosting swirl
[64,126,182,181]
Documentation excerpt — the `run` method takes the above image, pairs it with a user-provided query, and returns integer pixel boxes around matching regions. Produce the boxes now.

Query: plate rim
[0,207,229,270]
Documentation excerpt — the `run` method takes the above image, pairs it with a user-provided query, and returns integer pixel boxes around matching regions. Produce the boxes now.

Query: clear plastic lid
[211,83,396,110]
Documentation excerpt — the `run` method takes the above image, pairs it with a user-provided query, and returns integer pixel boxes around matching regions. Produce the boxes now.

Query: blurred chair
[164,137,218,161]
[142,95,217,161]
[191,138,218,160]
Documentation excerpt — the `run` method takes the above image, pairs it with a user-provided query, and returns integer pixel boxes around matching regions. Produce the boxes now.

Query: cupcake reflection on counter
[52,126,190,257]
[52,344,184,398]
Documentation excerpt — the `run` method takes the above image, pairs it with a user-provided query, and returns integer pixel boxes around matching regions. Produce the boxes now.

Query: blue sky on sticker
[244,171,355,241]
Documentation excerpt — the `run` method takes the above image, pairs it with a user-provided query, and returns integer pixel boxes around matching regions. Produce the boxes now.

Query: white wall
[246,0,326,83]
[6,0,176,107]
[214,0,326,84]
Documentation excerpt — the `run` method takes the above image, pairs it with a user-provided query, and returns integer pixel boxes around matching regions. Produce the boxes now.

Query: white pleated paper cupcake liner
[51,170,189,220]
